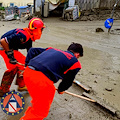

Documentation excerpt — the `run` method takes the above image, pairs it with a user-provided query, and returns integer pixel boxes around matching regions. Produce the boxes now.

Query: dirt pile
[0,17,120,120]
[80,9,120,21]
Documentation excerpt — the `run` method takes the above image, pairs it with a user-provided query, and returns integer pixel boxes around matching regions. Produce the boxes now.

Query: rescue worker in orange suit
[0,17,45,97]
[20,42,83,120]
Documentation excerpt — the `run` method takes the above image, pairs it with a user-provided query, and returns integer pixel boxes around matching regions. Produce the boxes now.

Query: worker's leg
[0,50,26,95]
[0,50,17,97]
[20,67,56,120]
[13,50,27,90]
[0,68,18,96]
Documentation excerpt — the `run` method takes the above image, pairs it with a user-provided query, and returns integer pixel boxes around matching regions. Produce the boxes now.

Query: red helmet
[28,18,45,30]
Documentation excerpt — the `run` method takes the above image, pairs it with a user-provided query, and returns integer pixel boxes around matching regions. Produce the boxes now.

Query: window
[10,3,14,7]
[0,3,2,7]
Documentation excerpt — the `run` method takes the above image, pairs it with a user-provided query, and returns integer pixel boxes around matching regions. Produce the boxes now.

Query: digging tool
[57,89,118,117]
[73,80,90,92]
[56,89,95,102]
[17,62,25,66]
[104,0,120,33]
[83,92,117,115]
[63,90,118,116]
[64,90,96,102]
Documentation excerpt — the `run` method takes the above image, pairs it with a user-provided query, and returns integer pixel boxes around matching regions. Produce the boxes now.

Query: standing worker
[0,17,45,97]
[20,42,83,120]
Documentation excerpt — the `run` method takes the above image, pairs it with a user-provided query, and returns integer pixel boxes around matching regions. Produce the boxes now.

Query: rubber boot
[0,67,18,97]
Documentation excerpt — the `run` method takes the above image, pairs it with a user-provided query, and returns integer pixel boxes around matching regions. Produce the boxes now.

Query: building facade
[0,0,33,7]
[76,0,119,10]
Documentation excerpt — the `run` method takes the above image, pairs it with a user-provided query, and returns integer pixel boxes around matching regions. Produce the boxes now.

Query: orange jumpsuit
[0,50,25,93]
[20,67,55,120]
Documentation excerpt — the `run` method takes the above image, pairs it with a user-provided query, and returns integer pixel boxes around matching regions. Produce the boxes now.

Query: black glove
[5,50,17,64]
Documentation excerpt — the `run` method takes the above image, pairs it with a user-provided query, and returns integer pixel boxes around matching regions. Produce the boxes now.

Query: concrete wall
[0,0,33,7]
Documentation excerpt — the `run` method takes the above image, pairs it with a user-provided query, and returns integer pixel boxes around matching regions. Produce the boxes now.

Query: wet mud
[0,17,120,120]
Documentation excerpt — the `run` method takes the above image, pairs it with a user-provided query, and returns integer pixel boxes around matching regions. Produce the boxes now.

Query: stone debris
[105,88,113,91]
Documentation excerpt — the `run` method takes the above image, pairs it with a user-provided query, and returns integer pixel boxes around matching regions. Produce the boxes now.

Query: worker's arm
[0,38,17,64]
[0,38,10,51]
[58,68,80,94]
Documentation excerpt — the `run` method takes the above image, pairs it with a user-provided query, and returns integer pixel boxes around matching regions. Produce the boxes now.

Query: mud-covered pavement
[0,17,120,120]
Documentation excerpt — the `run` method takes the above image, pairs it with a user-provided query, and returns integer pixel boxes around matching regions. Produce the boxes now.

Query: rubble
[79,9,120,21]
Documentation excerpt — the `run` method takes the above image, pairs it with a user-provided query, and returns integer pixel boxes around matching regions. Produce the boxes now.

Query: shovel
[104,0,120,33]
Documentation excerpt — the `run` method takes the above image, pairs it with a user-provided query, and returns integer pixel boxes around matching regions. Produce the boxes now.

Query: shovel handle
[64,90,96,103]
[17,62,25,66]
[56,88,96,103]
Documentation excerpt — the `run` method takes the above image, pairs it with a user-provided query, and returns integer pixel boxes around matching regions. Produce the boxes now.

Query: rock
[80,16,88,21]
[94,80,97,83]
[105,88,113,91]
[69,114,72,119]
[115,111,120,119]
[96,28,104,32]
[65,98,68,101]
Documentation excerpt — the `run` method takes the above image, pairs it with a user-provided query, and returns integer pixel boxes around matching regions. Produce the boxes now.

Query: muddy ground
[0,17,120,120]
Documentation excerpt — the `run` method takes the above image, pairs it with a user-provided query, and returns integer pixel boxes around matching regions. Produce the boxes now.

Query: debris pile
[0,5,33,22]
[79,9,120,21]
[62,5,79,21]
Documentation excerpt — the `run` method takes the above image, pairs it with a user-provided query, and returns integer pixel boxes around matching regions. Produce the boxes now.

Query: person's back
[1,28,32,50]
[28,47,81,82]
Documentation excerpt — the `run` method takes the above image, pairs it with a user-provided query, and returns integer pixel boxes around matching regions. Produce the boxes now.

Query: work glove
[57,89,65,94]
[5,50,17,64]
